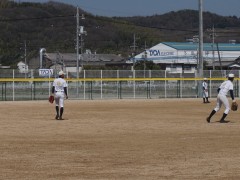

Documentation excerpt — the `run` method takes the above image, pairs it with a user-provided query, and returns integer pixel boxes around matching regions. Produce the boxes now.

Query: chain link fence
[0,69,239,101]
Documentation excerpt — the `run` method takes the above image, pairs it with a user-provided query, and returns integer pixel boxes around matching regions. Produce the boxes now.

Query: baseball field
[1,99,240,179]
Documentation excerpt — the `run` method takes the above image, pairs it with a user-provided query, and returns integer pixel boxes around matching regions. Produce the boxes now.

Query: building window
[205,51,209,56]
[170,65,177,72]
[183,65,191,71]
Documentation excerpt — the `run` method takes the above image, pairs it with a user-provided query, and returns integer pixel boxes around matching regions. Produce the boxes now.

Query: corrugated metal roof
[162,42,240,51]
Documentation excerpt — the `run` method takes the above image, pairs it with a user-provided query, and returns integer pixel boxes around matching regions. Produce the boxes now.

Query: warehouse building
[132,42,240,73]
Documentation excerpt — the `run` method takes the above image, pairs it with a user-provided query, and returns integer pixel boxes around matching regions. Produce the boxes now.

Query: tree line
[0,0,240,68]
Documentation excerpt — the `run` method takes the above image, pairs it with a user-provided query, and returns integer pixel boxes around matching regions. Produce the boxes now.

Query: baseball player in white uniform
[202,78,210,103]
[51,70,68,120]
[206,73,236,123]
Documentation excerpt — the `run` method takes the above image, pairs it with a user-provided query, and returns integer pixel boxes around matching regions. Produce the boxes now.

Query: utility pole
[144,41,147,77]
[130,33,138,70]
[198,0,204,97]
[79,25,87,68]
[76,7,80,80]
[210,25,216,70]
[143,50,147,78]
[198,0,203,78]
[24,40,27,78]
[76,7,80,97]
[76,7,86,98]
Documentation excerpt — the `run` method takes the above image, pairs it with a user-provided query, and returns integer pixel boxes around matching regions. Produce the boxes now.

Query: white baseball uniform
[53,77,68,108]
[202,81,208,98]
[214,80,233,114]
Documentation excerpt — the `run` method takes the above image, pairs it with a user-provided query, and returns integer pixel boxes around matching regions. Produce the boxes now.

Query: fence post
[195,70,198,98]
[83,69,86,100]
[238,70,240,98]
[117,70,119,98]
[209,70,212,98]
[1,83,3,101]
[101,70,103,99]
[165,70,167,98]
[48,70,51,97]
[117,80,122,99]
[133,70,135,99]
[31,69,34,100]
[31,82,33,100]
[12,69,15,101]
[5,82,6,101]
[149,70,152,99]
[180,72,182,98]
[33,81,36,100]
[89,81,93,100]
[177,80,180,98]
[235,81,238,98]
[2,82,6,101]
[147,81,151,99]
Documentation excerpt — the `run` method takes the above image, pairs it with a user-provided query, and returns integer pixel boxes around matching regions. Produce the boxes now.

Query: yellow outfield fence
[0,69,239,101]
[0,77,236,82]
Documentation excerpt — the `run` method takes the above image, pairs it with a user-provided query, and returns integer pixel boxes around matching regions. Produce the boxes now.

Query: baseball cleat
[206,117,210,123]
[220,120,229,123]
[55,115,59,120]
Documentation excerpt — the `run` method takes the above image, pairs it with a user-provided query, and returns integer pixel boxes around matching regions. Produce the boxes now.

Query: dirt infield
[1,99,240,179]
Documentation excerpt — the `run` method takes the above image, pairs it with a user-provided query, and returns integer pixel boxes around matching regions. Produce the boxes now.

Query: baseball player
[202,78,210,103]
[51,70,68,120]
[206,73,236,123]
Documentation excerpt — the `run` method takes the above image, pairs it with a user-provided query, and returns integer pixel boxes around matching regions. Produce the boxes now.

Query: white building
[17,61,28,73]
[132,42,240,73]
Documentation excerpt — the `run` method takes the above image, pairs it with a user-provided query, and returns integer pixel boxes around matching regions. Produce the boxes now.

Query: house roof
[28,52,126,69]
[162,42,240,51]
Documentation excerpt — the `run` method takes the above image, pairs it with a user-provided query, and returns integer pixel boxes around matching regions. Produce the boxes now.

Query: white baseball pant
[203,90,208,98]
[54,92,65,108]
[214,94,230,114]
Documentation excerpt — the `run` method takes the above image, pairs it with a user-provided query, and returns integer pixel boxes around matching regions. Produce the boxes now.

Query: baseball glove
[231,101,238,111]
[48,95,54,104]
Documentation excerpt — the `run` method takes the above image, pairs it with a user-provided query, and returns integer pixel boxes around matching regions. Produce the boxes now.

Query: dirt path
[0,99,240,179]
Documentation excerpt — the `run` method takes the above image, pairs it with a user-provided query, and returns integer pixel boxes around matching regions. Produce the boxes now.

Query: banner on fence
[39,69,53,77]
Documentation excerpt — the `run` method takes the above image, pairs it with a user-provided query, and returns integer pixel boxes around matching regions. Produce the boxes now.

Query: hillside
[0,0,240,67]
[118,10,240,43]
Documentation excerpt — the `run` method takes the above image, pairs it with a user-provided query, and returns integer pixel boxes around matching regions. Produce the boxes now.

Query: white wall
[17,61,28,73]
[134,43,240,64]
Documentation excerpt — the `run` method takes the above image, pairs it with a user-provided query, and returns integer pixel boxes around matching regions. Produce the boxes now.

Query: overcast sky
[16,0,240,17]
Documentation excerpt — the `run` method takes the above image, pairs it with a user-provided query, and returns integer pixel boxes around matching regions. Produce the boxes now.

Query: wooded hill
[0,0,240,67]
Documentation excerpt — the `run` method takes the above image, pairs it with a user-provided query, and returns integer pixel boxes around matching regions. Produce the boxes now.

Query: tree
[134,60,161,70]
[0,0,13,8]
